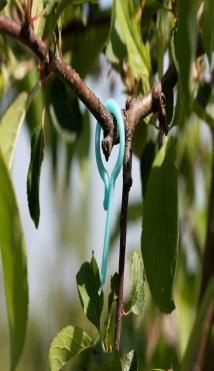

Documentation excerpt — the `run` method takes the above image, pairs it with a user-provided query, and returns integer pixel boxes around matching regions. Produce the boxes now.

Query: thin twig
[114,147,132,350]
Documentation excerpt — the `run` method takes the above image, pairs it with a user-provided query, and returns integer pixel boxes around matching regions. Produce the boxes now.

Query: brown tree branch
[114,148,132,350]
[0,15,178,160]
[0,15,115,156]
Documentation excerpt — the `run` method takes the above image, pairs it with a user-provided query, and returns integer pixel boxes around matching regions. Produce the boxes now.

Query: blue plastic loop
[95,99,125,290]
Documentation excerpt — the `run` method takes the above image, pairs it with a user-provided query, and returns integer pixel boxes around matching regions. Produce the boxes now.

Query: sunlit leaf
[0,150,28,370]
[0,92,28,168]
[141,138,178,313]
[27,112,45,228]
[106,0,151,92]
[124,350,138,371]
[181,277,214,371]
[76,254,104,330]
[48,325,93,371]
[202,0,214,64]
[125,251,144,316]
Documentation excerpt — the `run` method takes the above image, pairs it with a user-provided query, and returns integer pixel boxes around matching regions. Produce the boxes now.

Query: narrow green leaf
[140,141,156,199]
[47,77,82,143]
[0,150,28,370]
[181,277,214,371]
[202,0,214,64]
[104,273,118,351]
[170,85,185,127]
[141,138,178,313]
[64,15,109,78]
[48,325,93,371]
[76,254,104,330]
[193,99,214,128]
[175,0,199,103]
[124,350,138,371]
[0,92,28,168]
[106,0,151,92]
[27,119,45,228]
[125,251,144,316]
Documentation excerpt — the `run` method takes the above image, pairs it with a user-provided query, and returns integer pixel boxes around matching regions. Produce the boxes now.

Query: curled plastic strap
[95,99,125,290]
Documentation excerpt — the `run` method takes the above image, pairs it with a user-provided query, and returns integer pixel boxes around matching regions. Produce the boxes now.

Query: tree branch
[0,15,178,160]
[0,15,115,156]
[114,148,132,350]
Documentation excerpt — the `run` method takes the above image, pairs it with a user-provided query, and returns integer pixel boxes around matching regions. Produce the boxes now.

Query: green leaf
[47,77,82,143]
[27,116,45,228]
[76,254,104,330]
[0,0,7,11]
[193,99,214,128]
[141,137,178,313]
[106,0,151,92]
[140,141,156,199]
[89,341,122,371]
[170,85,185,127]
[202,0,214,64]
[42,0,97,37]
[48,325,93,371]
[125,251,144,316]
[175,0,200,103]
[0,150,28,370]
[64,13,109,78]
[0,92,28,168]
[124,350,138,371]
[104,273,118,351]
[181,277,214,371]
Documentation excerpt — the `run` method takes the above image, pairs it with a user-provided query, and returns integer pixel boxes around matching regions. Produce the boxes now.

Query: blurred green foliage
[0,0,214,370]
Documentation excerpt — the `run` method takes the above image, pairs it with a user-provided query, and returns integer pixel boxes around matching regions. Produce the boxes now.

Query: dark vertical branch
[114,147,132,350]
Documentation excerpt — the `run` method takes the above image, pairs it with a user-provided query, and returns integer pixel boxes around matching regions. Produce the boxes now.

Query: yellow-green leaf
[106,0,151,92]
[0,92,28,168]
[125,251,144,316]
[202,0,214,64]
[0,150,28,370]
[48,326,93,371]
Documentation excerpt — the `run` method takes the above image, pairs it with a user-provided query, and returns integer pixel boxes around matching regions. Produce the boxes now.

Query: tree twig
[114,146,132,350]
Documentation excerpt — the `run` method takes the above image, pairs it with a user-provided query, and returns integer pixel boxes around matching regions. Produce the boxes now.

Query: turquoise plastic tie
[95,99,125,290]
